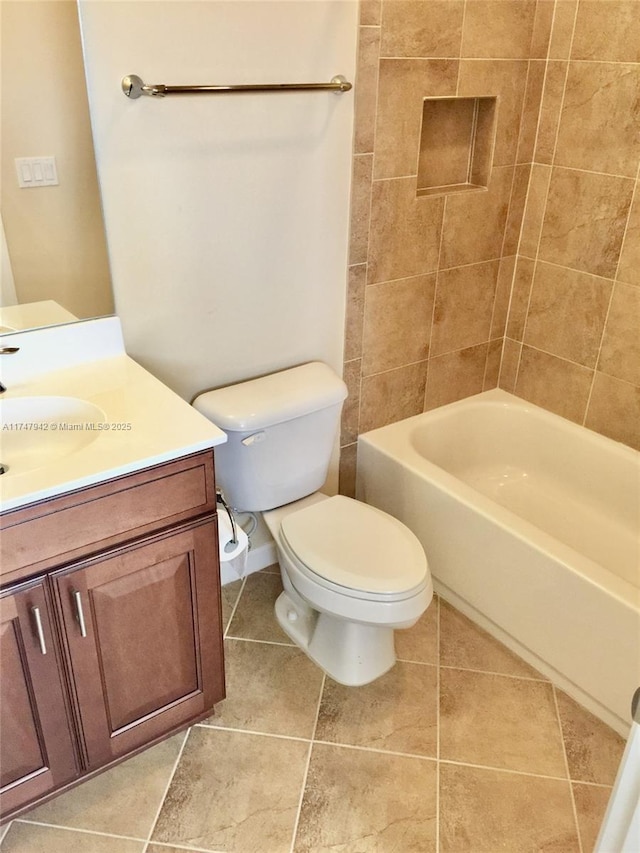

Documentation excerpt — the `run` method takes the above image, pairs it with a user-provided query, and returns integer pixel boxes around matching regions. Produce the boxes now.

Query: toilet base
[274,590,396,686]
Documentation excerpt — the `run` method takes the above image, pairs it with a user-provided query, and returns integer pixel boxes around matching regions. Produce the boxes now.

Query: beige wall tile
[341,358,361,444]
[440,765,580,852]
[529,0,555,59]
[506,256,535,340]
[295,744,437,852]
[535,60,568,164]
[461,1,537,60]
[431,260,499,356]
[515,345,593,423]
[360,0,381,26]
[503,163,531,255]
[539,167,634,279]
[519,164,552,258]
[424,343,488,409]
[516,61,546,164]
[354,26,381,154]
[419,97,477,190]
[440,166,513,268]
[458,60,529,166]
[555,62,640,178]
[349,155,373,265]
[484,337,503,389]
[548,0,578,60]
[360,360,428,430]
[571,0,640,63]
[338,441,358,497]
[499,338,522,392]
[368,178,444,282]
[491,255,516,338]
[523,261,613,368]
[586,372,640,450]
[598,283,640,385]
[618,188,640,287]
[344,264,366,361]
[380,0,464,58]
[374,58,458,179]
[362,273,436,374]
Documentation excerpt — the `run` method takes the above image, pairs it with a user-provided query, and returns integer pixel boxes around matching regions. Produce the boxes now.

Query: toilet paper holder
[216,489,238,546]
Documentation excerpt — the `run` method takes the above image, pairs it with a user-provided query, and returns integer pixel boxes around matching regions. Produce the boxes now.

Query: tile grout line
[550,684,584,853]
[14,818,147,845]
[142,727,192,852]
[288,672,326,853]
[582,155,640,425]
[224,634,296,648]
[195,723,311,745]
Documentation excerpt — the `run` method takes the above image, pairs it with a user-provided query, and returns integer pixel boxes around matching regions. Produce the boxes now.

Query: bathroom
[1,0,639,850]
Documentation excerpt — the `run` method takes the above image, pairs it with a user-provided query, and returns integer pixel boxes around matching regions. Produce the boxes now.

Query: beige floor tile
[439,764,580,852]
[204,638,323,738]
[226,572,292,644]
[1,823,144,853]
[573,783,612,852]
[22,734,185,838]
[151,727,308,852]
[440,600,544,679]
[556,690,626,785]
[315,662,437,757]
[440,668,567,776]
[294,744,437,852]
[395,596,438,664]
[220,578,243,631]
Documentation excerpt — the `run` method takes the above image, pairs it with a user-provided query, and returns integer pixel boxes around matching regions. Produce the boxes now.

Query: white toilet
[194,362,433,686]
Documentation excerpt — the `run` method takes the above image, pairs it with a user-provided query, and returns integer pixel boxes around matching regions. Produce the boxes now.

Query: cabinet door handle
[31,606,47,655]
[72,590,88,638]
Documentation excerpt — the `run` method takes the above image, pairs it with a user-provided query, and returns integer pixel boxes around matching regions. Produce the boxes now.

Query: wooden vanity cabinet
[0,580,79,815]
[0,451,225,822]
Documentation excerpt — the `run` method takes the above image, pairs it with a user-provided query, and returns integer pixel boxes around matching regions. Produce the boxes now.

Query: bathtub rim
[357,389,639,612]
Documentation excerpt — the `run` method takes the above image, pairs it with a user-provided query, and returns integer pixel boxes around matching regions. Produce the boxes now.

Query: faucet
[0,345,20,392]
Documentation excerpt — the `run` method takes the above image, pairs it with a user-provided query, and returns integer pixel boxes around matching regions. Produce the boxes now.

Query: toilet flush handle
[241,431,266,447]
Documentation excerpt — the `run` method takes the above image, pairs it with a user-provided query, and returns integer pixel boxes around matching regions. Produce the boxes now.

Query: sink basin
[0,396,106,476]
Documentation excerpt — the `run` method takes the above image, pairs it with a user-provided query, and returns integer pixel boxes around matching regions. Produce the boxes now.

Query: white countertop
[0,318,227,512]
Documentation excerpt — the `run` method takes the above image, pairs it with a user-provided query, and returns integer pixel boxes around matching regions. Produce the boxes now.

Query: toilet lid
[280,495,427,595]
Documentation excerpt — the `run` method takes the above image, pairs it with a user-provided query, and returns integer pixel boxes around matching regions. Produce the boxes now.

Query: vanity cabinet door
[0,580,78,816]
[52,518,224,770]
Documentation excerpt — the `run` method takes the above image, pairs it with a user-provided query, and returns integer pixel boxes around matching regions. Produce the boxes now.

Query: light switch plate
[15,156,59,188]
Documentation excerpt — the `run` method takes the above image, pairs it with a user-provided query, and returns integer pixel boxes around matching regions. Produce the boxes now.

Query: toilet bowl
[263,493,432,685]
[192,361,434,685]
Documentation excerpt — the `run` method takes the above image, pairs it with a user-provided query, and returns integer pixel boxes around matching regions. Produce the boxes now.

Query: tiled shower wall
[340,0,640,494]
[500,0,640,450]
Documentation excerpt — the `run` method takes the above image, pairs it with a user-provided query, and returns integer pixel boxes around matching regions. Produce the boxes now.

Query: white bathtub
[356,389,640,735]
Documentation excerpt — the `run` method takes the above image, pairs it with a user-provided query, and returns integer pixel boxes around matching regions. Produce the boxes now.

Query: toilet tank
[193,362,348,511]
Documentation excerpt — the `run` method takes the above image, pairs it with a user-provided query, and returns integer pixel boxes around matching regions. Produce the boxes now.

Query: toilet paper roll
[217,511,249,577]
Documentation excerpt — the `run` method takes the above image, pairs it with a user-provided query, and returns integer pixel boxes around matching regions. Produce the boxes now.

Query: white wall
[79,0,357,403]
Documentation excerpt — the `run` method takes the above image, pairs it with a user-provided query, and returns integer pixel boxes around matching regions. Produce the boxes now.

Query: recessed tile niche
[417,96,497,197]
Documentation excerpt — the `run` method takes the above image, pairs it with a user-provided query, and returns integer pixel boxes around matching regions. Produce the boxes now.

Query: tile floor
[1,566,626,853]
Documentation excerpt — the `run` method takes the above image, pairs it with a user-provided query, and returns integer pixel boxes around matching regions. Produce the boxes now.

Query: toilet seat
[280,495,428,603]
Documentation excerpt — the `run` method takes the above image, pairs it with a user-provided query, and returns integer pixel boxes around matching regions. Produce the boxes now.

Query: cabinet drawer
[0,451,216,584]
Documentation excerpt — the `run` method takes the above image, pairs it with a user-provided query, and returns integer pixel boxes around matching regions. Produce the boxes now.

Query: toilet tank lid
[192,362,348,432]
